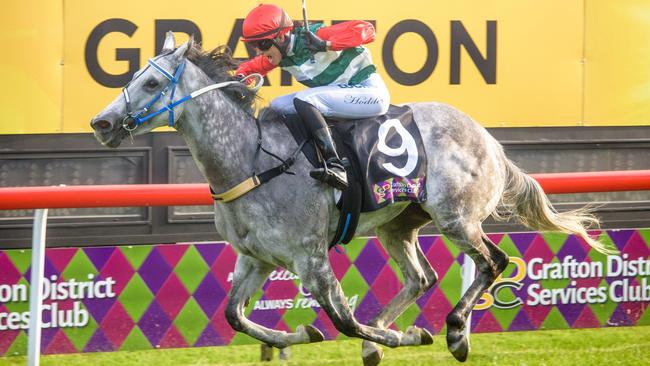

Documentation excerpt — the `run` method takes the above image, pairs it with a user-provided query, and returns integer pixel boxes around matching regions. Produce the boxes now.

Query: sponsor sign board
[1,229,649,355]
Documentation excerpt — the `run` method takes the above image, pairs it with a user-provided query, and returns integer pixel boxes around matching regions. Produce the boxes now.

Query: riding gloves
[302,30,329,52]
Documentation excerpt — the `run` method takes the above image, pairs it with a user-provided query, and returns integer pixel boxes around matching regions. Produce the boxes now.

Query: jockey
[236,3,390,190]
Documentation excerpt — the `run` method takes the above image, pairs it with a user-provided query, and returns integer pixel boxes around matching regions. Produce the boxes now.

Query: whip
[301,0,316,63]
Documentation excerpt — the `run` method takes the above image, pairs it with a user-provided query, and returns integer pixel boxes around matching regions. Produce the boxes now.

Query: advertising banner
[4,1,650,135]
[60,0,583,132]
[1,229,649,355]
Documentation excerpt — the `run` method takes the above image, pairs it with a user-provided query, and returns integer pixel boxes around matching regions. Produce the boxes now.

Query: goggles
[249,38,275,51]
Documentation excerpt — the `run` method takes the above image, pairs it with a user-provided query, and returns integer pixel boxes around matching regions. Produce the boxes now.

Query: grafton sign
[0,274,115,331]
[13,0,611,134]
[476,254,650,310]
[84,18,497,88]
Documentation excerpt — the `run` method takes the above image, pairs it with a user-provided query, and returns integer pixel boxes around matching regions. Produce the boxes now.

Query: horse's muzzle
[90,108,124,134]
[90,110,129,148]
[90,117,113,133]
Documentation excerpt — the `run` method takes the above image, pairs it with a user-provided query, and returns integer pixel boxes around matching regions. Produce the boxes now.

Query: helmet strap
[272,33,291,58]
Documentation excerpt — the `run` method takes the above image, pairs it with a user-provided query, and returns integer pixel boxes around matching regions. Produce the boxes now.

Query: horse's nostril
[91,119,112,131]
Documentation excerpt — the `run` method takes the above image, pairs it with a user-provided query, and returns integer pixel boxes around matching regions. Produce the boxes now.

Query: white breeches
[270,73,390,119]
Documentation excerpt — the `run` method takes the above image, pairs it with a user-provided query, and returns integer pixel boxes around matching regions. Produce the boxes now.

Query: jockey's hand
[302,30,329,52]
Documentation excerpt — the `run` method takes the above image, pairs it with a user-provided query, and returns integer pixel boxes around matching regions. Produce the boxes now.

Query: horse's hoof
[447,335,469,362]
[405,326,433,345]
[419,328,434,345]
[300,324,324,343]
[362,341,384,366]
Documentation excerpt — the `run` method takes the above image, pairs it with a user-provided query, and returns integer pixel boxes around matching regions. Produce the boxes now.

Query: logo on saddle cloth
[330,105,428,212]
[373,177,425,205]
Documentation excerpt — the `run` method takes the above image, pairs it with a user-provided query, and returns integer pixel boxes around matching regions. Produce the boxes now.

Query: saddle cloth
[282,105,428,246]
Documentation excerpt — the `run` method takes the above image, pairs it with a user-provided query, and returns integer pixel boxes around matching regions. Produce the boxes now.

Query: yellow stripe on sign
[0,0,63,134]
[584,0,650,126]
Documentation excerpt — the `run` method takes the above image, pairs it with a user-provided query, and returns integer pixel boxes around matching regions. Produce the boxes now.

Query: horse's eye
[145,79,159,89]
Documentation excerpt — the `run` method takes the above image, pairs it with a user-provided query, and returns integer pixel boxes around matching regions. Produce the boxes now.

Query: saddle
[281,105,428,248]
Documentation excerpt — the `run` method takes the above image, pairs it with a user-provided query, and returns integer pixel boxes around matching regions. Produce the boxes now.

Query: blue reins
[120,57,262,132]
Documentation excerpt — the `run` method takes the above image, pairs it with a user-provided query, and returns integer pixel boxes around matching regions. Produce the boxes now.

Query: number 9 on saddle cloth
[282,105,428,248]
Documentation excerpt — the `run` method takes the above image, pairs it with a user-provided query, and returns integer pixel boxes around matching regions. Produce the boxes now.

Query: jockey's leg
[269,92,297,114]
[225,254,324,348]
[294,98,348,190]
[295,74,390,120]
[292,75,389,190]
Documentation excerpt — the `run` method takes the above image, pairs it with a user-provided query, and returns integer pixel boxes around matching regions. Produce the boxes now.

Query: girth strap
[211,176,260,202]
[211,140,307,203]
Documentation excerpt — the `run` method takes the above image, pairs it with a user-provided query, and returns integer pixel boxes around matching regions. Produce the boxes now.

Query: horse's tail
[496,159,615,254]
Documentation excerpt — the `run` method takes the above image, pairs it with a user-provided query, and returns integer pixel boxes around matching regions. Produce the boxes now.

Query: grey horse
[91,33,609,364]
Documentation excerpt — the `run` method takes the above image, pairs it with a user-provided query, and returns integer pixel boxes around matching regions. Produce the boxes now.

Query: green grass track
[2,326,649,366]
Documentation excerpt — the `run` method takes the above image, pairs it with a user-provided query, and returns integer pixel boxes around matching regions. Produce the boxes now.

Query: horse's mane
[186,43,259,113]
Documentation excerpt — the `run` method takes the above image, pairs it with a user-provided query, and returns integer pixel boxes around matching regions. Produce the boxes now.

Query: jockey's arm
[235,55,277,77]
[315,20,376,51]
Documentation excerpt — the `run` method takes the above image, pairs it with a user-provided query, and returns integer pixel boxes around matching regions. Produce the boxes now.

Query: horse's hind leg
[225,254,324,348]
[294,248,432,351]
[361,204,438,366]
[434,219,508,362]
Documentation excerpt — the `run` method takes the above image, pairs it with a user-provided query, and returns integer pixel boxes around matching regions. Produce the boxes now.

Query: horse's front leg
[295,252,432,349]
[225,254,324,348]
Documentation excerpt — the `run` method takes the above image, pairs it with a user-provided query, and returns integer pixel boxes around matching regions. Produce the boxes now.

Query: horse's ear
[161,31,176,53]
[187,35,195,52]
[173,36,194,58]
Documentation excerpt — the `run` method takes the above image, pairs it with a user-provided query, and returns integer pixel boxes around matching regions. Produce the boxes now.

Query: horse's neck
[172,62,299,192]
[176,92,260,191]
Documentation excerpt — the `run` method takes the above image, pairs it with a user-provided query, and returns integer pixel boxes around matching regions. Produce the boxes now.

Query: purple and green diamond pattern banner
[0,229,649,356]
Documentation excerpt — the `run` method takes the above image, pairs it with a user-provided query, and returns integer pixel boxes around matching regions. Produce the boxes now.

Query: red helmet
[242,4,293,42]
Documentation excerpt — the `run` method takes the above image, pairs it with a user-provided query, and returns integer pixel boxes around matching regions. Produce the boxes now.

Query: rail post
[27,209,48,366]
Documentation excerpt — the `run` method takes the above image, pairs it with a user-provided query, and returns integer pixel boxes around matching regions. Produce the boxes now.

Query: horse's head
[90,32,193,148]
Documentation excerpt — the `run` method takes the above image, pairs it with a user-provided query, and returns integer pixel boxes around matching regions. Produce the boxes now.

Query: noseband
[121,55,262,131]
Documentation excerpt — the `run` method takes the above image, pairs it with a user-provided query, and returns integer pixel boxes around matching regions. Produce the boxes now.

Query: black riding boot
[294,99,348,190]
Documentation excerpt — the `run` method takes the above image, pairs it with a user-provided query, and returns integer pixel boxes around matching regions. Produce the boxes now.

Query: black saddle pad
[283,105,428,213]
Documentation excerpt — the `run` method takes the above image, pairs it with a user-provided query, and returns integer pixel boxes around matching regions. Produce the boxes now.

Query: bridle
[121,54,263,131]
[117,50,303,204]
